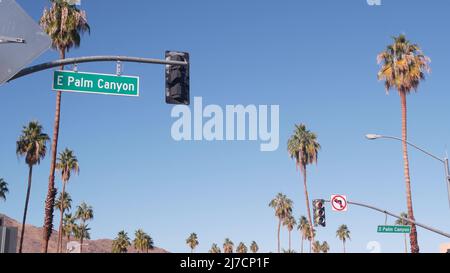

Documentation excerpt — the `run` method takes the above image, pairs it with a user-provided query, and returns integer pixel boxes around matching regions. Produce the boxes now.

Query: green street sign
[53,70,139,97]
[377,225,411,234]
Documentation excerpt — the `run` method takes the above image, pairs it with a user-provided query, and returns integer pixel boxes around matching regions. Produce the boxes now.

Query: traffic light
[313,199,326,227]
[165,51,190,105]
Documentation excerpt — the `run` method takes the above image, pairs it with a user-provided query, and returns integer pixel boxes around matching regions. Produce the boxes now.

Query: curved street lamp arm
[380,135,445,163]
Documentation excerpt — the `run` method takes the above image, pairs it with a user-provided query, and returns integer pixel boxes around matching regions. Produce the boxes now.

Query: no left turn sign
[331,194,348,212]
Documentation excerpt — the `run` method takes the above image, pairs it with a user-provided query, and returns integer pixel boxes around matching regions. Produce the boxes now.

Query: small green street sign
[377,225,411,234]
[53,70,139,97]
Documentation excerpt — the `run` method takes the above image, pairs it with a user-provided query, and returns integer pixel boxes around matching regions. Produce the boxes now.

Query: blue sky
[1,0,450,253]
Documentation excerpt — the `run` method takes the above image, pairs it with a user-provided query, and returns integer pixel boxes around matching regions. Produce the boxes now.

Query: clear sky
[1,0,450,253]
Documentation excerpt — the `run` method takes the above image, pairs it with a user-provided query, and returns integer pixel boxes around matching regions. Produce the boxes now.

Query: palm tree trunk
[404,233,408,253]
[300,234,304,253]
[343,241,346,253]
[302,166,314,253]
[19,165,33,253]
[42,50,65,253]
[288,230,291,252]
[80,236,84,253]
[66,235,71,253]
[57,182,66,253]
[400,91,419,253]
[277,218,281,253]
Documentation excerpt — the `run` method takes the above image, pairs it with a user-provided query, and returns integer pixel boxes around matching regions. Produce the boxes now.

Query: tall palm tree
[133,229,147,253]
[62,213,76,252]
[209,243,221,253]
[395,212,410,253]
[297,216,308,253]
[16,121,50,253]
[236,242,248,253]
[186,233,199,253]
[288,124,321,252]
[321,241,330,253]
[55,191,72,252]
[223,238,234,253]
[39,0,90,253]
[75,202,93,253]
[269,193,293,253]
[112,230,130,253]
[55,148,79,252]
[377,34,430,253]
[250,241,259,253]
[0,178,8,201]
[283,215,296,252]
[336,225,351,253]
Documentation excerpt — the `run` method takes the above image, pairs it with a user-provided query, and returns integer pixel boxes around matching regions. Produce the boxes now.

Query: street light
[366,133,450,208]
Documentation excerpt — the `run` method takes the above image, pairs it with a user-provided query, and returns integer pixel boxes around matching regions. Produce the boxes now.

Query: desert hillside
[0,213,168,253]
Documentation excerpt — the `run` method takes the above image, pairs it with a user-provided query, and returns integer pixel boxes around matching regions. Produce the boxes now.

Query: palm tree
[62,213,76,252]
[209,243,221,253]
[186,233,199,253]
[55,191,72,252]
[305,223,316,253]
[223,238,234,253]
[73,223,90,251]
[250,241,259,253]
[312,241,322,253]
[377,34,430,253]
[112,230,131,253]
[0,178,8,201]
[297,216,308,253]
[336,225,351,253]
[75,202,93,253]
[16,121,50,253]
[236,242,248,253]
[395,212,410,253]
[269,193,293,253]
[143,234,154,253]
[321,241,330,253]
[39,1,90,253]
[288,124,321,252]
[283,215,296,252]
[133,229,147,253]
[55,148,79,252]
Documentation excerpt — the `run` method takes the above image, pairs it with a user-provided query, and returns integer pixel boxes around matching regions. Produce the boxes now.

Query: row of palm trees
[111,229,154,253]
[14,120,92,253]
[186,233,259,253]
[58,202,94,253]
[269,193,351,253]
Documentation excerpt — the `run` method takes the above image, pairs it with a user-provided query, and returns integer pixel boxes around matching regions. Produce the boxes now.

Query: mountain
[0,213,169,253]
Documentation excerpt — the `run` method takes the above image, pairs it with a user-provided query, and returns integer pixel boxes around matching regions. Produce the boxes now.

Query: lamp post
[366,134,450,208]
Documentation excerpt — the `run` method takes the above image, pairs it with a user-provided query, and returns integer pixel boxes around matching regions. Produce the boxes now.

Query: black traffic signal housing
[313,199,326,227]
[165,51,190,105]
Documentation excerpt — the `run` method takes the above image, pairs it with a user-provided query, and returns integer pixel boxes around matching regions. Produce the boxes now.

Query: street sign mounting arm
[7,55,188,82]
[324,199,450,238]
